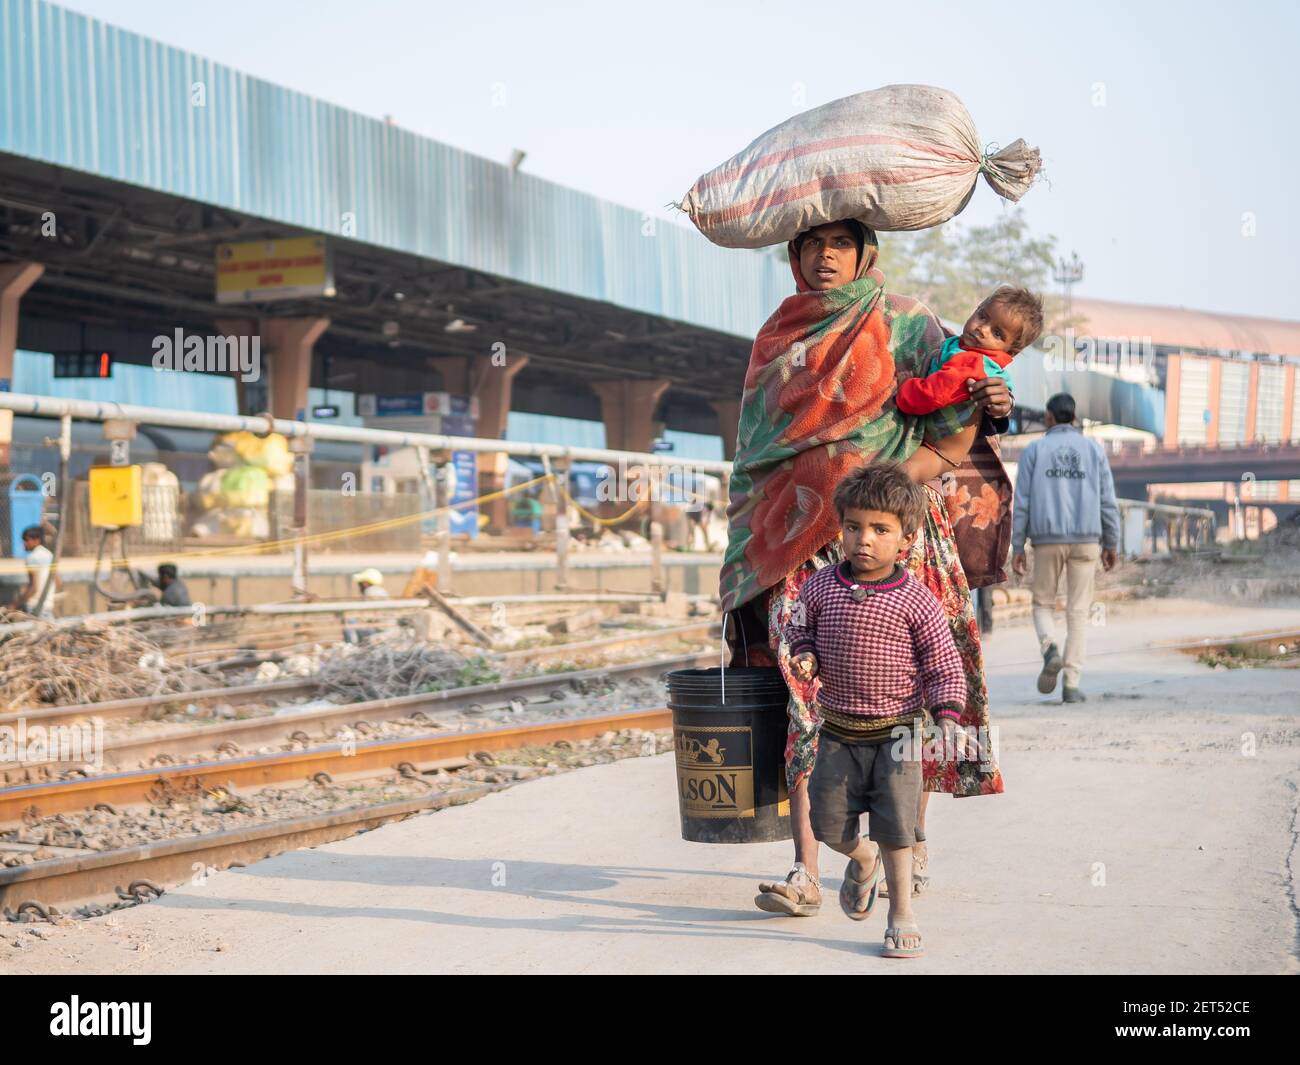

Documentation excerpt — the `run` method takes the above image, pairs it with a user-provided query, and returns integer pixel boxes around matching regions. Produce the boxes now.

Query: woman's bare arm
[901,423,978,482]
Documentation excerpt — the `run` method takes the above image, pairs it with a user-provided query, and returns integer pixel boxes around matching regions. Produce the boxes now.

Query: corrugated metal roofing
[1073,297,1300,359]
[0,0,789,340]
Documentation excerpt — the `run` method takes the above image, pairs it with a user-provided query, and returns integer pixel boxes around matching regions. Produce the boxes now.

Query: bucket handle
[719,612,727,704]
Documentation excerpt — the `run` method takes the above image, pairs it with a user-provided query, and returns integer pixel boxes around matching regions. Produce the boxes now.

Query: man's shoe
[1062,686,1087,703]
[1037,643,1064,693]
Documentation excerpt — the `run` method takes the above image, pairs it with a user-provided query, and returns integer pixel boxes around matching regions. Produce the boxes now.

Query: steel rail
[0,705,674,824]
[1,651,697,779]
[0,786,507,914]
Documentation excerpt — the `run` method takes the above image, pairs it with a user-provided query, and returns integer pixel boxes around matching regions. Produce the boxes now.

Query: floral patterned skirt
[728,483,1005,797]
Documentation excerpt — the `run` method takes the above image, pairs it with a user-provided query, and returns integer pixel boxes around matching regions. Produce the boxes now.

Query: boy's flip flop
[838,850,884,921]
[882,922,926,959]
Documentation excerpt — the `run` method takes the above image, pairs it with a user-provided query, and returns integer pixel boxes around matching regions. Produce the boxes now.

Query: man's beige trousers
[1030,542,1101,688]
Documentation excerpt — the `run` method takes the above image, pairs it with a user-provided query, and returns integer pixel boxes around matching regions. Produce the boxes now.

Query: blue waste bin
[5,474,43,558]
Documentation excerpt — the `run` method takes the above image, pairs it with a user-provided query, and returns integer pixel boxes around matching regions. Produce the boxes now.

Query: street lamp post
[1053,251,1085,326]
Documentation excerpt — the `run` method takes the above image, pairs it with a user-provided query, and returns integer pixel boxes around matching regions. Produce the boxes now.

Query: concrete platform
[0,548,723,614]
[4,597,1298,975]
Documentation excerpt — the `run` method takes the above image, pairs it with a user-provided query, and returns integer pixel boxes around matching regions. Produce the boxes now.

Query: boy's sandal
[755,863,822,916]
[879,841,929,899]
[882,922,926,959]
[838,849,884,922]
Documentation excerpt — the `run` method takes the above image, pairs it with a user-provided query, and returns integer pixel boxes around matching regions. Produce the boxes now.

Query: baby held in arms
[896,286,1044,415]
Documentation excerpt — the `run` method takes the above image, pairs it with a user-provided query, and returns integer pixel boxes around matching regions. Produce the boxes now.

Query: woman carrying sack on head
[720,218,1011,917]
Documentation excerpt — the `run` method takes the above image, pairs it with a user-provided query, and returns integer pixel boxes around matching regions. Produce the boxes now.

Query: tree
[879,209,1063,328]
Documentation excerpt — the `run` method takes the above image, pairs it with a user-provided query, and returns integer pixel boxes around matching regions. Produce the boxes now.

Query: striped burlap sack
[679,84,1041,248]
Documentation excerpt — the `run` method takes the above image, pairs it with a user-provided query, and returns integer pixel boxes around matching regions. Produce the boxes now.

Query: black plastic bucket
[665,667,792,843]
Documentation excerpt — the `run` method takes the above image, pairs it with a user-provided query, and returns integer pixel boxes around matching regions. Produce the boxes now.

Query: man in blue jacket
[1011,393,1120,703]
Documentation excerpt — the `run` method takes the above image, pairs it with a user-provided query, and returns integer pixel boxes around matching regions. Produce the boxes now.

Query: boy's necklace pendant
[850,585,871,602]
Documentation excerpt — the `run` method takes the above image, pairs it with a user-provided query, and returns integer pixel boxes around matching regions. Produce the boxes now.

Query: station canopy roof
[0,0,795,432]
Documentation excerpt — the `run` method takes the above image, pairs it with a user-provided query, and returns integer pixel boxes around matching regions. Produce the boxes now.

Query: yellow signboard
[89,465,143,528]
[215,236,334,304]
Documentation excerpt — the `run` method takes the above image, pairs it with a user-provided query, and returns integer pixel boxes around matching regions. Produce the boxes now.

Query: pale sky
[61,0,1300,322]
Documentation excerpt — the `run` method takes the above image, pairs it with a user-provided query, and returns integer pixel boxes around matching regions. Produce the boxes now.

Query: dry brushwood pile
[0,621,209,711]
[313,632,478,703]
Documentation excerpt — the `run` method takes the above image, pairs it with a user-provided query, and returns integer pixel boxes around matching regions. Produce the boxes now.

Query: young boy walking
[784,463,966,958]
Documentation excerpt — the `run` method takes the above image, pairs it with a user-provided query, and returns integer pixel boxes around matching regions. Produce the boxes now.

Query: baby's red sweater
[897,345,1014,415]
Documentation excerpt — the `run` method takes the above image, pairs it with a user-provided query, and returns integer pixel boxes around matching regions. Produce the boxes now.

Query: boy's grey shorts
[808,733,924,848]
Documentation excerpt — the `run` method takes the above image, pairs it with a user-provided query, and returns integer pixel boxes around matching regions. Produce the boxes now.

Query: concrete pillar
[590,378,671,453]
[710,398,742,461]
[0,262,45,466]
[473,353,529,533]
[215,318,257,414]
[590,378,671,536]
[216,317,329,420]
[429,356,471,395]
[263,318,329,422]
[1163,354,1181,448]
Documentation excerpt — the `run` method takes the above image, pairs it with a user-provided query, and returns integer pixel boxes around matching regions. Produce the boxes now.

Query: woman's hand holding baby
[966,376,1013,418]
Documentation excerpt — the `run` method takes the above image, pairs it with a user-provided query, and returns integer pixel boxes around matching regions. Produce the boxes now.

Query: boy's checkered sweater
[785,562,966,743]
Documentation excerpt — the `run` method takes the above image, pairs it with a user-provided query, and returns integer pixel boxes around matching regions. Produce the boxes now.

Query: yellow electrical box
[89,465,143,527]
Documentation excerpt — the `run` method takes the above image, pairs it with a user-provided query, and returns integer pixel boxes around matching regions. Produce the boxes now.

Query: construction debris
[619,592,695,619]
[427,590,495,647]
[546,607,608,636]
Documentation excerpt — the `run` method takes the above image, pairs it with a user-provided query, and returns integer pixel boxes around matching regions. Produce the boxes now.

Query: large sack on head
[680,84,1041,248]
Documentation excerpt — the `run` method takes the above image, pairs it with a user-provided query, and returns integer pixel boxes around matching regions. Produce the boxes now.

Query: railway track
[0,706,674,915]
[2,650,712,783]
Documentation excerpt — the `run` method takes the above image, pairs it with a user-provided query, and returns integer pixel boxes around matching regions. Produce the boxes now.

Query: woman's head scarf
[719,220,971,613]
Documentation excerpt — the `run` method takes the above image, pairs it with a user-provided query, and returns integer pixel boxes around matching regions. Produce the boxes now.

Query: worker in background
[346,568,389,643]
[683,477,709,550]
[353,568,390,599]
[14,525,57,620]
[1011,392,1120,703]
[135,562,192,607]
[511,489,543,534]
